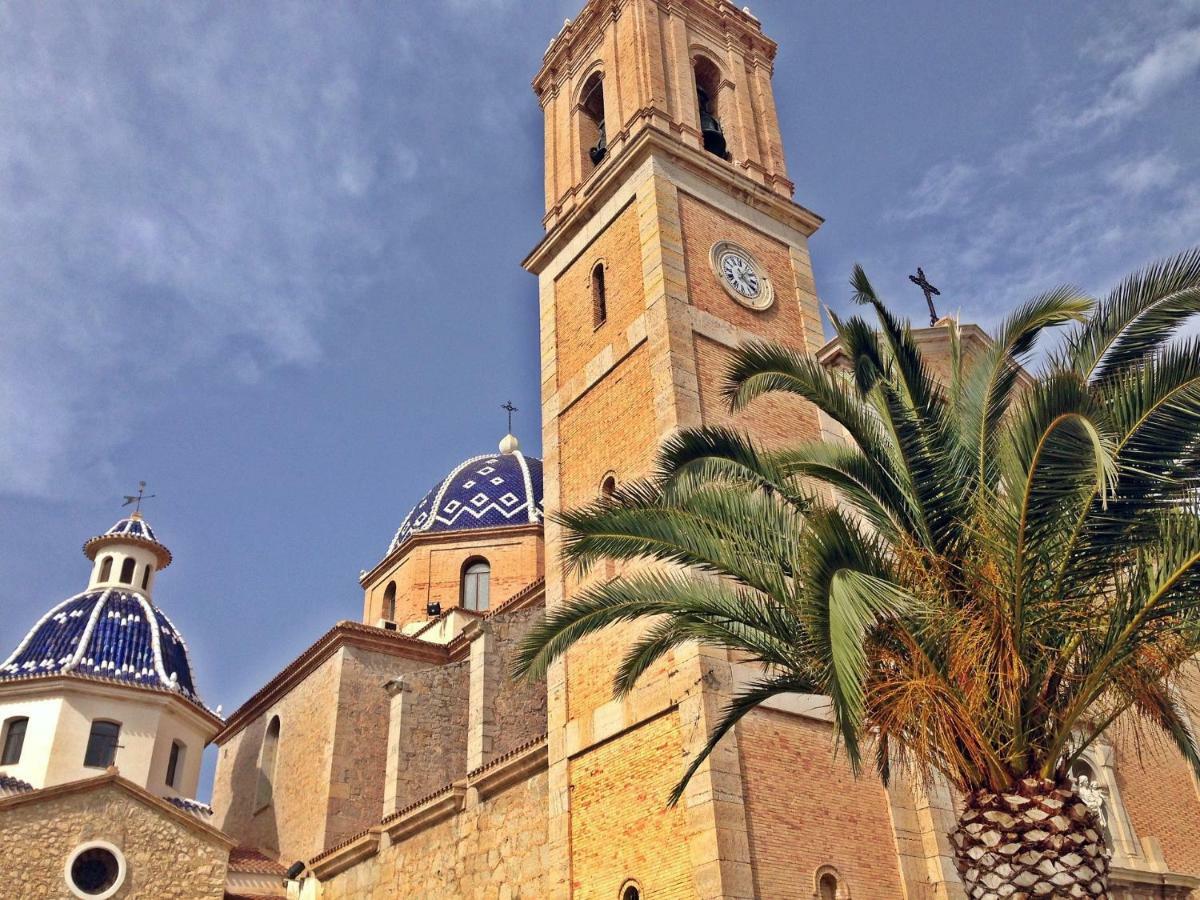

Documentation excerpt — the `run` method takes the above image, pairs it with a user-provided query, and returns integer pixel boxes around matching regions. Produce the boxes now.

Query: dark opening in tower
[580,72,607,171]
[693,56,727,159]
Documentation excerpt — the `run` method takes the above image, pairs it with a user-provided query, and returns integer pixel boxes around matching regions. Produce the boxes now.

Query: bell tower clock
[523,2,831,897]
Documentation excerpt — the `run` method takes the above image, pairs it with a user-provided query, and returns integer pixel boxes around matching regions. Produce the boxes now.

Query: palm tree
[514,249,1200,897]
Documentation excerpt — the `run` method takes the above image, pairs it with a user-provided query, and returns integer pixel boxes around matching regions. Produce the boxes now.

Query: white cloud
[890,161,977,220]
[1105,152,1181,195]
[0,3,420,499]
[1076,27,1200,127]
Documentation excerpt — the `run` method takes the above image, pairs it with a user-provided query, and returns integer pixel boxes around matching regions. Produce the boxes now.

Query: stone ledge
[308,826,382,881]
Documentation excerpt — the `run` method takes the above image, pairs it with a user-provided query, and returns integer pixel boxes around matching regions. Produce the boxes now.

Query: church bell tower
[524,2,830,896]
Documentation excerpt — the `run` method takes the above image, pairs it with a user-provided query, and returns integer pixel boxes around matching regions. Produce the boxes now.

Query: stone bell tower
[524,1,833,897]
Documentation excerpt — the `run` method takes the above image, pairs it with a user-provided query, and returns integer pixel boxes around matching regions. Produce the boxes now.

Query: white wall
[0,681,213,799]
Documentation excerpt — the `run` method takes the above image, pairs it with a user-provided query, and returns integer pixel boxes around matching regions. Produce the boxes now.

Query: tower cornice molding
[523,124,820,276]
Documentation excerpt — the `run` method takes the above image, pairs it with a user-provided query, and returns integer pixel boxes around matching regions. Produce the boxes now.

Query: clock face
[710,241,773,310]
[720,251,761,299]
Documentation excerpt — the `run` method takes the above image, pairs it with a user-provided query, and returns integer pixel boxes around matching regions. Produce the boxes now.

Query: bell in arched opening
[697,87,726,158]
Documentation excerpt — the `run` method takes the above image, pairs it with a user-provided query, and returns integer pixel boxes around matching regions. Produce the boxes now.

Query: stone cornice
[523,125,821,276]
[212,621,449,744]
[0,772,236,848]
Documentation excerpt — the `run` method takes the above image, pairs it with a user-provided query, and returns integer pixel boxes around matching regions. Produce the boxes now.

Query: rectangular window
[1,718,27,766]
[166,741,183,788]
[84,721,121,768]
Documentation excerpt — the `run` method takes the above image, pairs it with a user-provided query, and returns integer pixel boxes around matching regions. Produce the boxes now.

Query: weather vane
[122,481,155,515]
[501,401,518,433]
[908,267,941,327]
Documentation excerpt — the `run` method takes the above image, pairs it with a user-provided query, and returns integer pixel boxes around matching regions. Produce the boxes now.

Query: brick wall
[1112,731,1200,876]
[0,782,229,899]
[738,708,907,899]
[568,710,694,898]
[363,529,543,627]
[553,200,644,386]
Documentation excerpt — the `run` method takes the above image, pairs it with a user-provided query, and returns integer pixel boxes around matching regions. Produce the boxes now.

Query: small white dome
[499,433,520,455]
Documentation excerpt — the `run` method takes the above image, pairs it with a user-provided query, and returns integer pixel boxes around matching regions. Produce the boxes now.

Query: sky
[0,0,1197,800]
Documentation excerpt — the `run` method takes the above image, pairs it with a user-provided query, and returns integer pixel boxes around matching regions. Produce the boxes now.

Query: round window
[65,841,126,900]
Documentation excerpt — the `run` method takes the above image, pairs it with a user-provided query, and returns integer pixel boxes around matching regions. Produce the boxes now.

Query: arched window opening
[818,872,839,900]
[600,473,617,499]
[84,720,121,769]
[256,716,281,810]
[119,557,136,584]
[166,740,185,788]
[693,56,727,158]
[580,72,607,170]
[461,558,491,612]
[620,881,642,900]
[98,556,113,582]
[141,564,152,590]
[383,581,397,621]
[592,262,607,327]
[1,717,28,766]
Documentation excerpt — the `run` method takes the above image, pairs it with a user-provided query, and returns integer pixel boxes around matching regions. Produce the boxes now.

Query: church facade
[3,1,1200,898]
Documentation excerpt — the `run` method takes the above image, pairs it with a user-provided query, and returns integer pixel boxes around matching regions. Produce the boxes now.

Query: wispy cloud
[876,3,1198,327]
[0,3,421,498]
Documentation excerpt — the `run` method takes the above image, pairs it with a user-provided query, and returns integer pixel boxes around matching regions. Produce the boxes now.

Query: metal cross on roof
[121,480,155,515]
[502,401,518,433]
[908,267,942,327]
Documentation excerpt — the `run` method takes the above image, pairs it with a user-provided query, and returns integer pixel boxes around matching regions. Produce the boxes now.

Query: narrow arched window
[256,716,280,810]
[1,717,28,765]
[166,740,185,788]
[98,556,113,582]
[580,72,606,171]
[592,262,607,327]
[383,581,397,621]
[461,559,490,612]
[119,557,136,584]
[694,56,727,158]
[84,720,121,768]
[620,882,642,900]
[601,474,617,499]
[141,565,152,590]
[819,872,838,900]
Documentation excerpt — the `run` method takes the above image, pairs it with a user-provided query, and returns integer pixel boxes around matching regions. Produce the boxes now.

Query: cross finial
[501,401,518,433]
[908,267,942,327]
[121,480,155,516]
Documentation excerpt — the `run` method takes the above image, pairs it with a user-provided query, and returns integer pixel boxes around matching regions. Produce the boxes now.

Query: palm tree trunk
[949,777,1110,898]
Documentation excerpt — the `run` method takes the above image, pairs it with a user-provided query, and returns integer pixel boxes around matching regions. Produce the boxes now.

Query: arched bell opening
[579,71,607,172]
[693,55,727,159]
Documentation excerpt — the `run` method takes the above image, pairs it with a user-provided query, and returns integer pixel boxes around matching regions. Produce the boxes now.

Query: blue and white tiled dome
[389,446,544,553]
[0,588,201,702]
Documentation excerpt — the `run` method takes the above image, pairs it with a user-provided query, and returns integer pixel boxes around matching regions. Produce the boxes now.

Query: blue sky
[1,1,1197,799]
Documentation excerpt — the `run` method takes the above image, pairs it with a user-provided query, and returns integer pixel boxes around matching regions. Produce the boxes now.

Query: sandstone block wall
[319,771,552,900]
[0,782,228,899]
[486,606,549,763]
[393,658,470,810]
[213,643,430,863]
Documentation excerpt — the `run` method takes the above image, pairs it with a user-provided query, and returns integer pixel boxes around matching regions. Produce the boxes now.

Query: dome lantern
[83,511,172,598]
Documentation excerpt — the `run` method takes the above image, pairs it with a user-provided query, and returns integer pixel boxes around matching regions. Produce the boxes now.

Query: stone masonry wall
[0,783,228,899]
[318,771,552,899]
[326,645,427,849]
[487,605,549,762]
[393,658,470,811]
[211,649,341,861]
[737,708,907,899]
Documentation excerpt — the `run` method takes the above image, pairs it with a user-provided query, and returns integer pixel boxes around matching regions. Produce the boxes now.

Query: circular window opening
[65,842,126,900]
